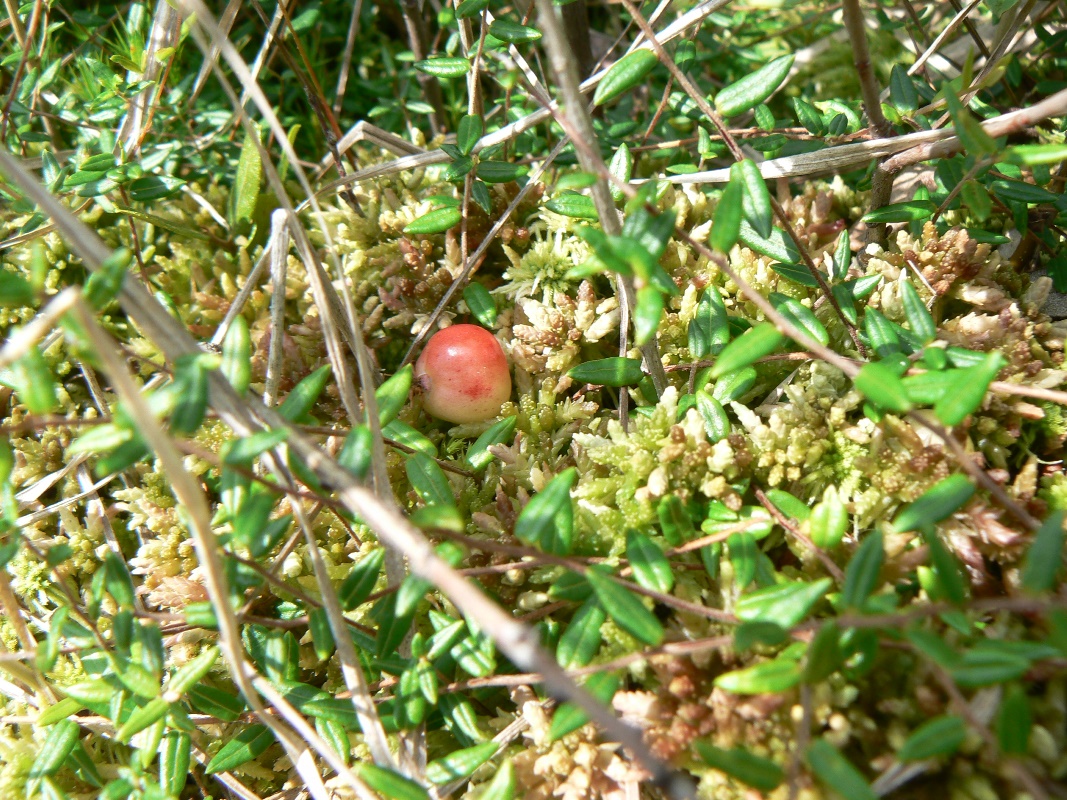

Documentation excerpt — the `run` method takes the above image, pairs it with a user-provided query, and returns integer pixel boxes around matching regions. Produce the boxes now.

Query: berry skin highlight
[414,324,512,424]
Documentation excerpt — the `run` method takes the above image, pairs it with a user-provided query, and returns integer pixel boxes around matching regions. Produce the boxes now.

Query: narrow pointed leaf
[585,569,663,646]
[893,475,974,532]
[854,362,913,414]
[405,206,462,234]
[710,173,743,253]
[205,725,274,773]
[715,54,795,118]
[548,672,620,741]
[514,468,576,555]
[557,597,606,669]
[695,742,784,792]
[898,715,966,761]
[594,49,659,106]
[1020,510,1066,593]
[736,578,832,628]
[715,655,802,694]
[842,530,883,609]
[626,530,673,593]
[734,159,773,238]
[568,357,644,386]
[805,739,877,800]
[710,323,783,378]
[933,352,1003,426]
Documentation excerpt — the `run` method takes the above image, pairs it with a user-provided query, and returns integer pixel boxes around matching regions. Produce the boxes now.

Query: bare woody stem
[533,0,670,398]
[841,0,892,138]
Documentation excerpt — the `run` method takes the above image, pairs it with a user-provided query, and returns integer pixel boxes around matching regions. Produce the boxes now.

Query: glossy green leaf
[205,724,274,773]
[337,424,373,479]
[406,452,454,507]
[658,495,694,546]
[712,366,757,403]
[166,645,219,698]
[899,280,935,343]
[339,548,385,610]
[28,719,80,782]
[585,569,663,646]
[375,364,413,427]
[514,468,576,555]
[277,364,331,421]
[695,742,783,792]
[710,323,783,379]
[463,282,497,328]
[893,475,974,532]
[116,696,170,742]
[734,159,773,238]
[456,114,483,156]
[594,49,659,106]
[715,54,795,118]
[480,760,516,800]
[805,739,877,800]
[159,731,191,796]
[477,160,528,184]
[557,597,606,669]
[488,19,541,43]
[10,345,58,414]
[989,179,1059,205]
[634,285,664,345]
[357,763,431,800]
[960,179,992,221]
[898,715,966,761]
[736,578,832,628]
[715,655,802,694]
[921,526,966,604]
[951,647,1031,687]
[710,172,743,253]
[933,352,1004,426]
[861,200,936,224]
[764,489,810,522]
[415,57,470,78]
[466,415,517,470]
[944,91,997,156]
[128,175,184,202]
[854,362,913,414]
[695,390,731,442]
[1020,510,1066,593]
[689,287,730,359]
[1005,143,1067,166]
[36,698,83,727]
[996,684,1031,755]
[803,621,844,683]
[404,206,462,234]
[770,292,828,346]
[738,220,801,264]
[546,193,599,220]
[221,315,251,395]
[230,131,262,227]
[568,357,644,387]
[889,64,918,113]
[548,672,620,742]
[728,531,757,589]
[842,530,883,609]
[626,530,673,593]
[793,96,825,135]
[608,143,633,203]
[426,741,499,784]
[455,0,489,19]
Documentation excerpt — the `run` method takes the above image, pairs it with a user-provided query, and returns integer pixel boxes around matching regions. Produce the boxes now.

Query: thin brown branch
[841,0,892,137]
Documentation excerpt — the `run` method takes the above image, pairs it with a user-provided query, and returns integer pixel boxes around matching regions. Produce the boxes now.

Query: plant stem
[841,0,892,138]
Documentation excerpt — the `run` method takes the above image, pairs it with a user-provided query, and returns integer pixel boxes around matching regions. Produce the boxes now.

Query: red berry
[414,324,512,424]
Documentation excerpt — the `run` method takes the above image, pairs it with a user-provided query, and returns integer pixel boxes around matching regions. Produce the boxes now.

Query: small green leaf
[626,530,673,593]
[921,526,967,604]
[608,144,633,203]
[594,49,659,106]
[842,530,883,609]
[738,220,801,263]
[10,345,58,414]
[695,742,784,792]
[715,54,795,118]
[1020,510,1066,593]
[634,285,664,345]
[933,352,1004,426]
[221,316,251,395]
[735,578,832,628]
[405,206,462,234]
[899,280,936,343]
[466,415,517,470]
[339,548,385,611]
[689,287,730,359]
[1005,143,1067,166]
[356,763,431,800]
[488,19,541,43]
[710,323,783,379]
[462,283,497,328]
[770,293,828,346]
[945,91,997,156]
[764,489,810,522]
[715,655,802,694]
[127,175,184,202]
[960,180,992,221]
[658,495,694,546]
[861,200,936,224]
[36,698,83,727]
[728,531,757,589]
[206,725,274,773]
[889,65,918,113]
[803,622,844,683]
[166,646,219,698]
[585,569,663,646]
[951,647,1030,687]
[893,475,975,532]
[710,172,743,253]
[546,192,599,220]
[793,97,825,135]
[515,468,576,555]
[116,696,170,742]
[456,114,483,156]
[805,739,877,800]
[455,0,489,19]
[480,760,516,800]
[159,732,191,796]
[557,597,606,669]
[370,366,413,429]
[548,672,620,742]
[854,362,913,414]
[568,357,644,387]
[734,159,773,238]
[898,715,967,761]
[477,160,529,184]
[712,366,756,403]
[996,684,1031,755]
[426,741,499,785]
[230,131,262,227]
[989,178,1059,205]
[414,57,470,78]
[695,390,731,442]
[277,364,331,421]
[28,719,80,783]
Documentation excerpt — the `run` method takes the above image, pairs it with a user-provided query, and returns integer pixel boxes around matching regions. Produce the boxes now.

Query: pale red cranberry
[414,324,511,423]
